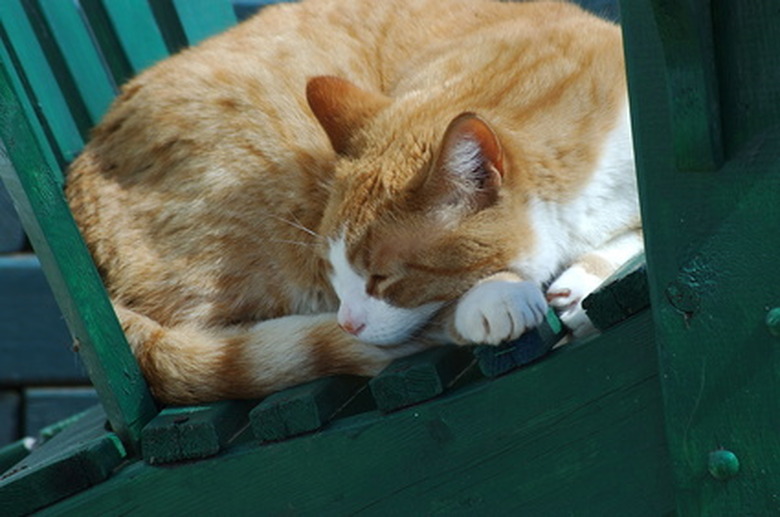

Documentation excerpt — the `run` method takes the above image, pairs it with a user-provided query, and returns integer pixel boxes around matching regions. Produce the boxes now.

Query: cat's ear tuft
[306,76,391,155]
[431,112,504,210]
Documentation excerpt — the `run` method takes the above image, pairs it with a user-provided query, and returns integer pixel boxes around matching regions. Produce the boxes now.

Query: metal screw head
[766,308,780,337]
[708,449,739,480]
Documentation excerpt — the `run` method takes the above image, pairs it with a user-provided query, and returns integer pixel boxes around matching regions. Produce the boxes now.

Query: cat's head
[307,76,529,345]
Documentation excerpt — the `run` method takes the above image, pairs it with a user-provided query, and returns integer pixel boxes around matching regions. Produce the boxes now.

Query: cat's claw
[546,265,601,337]
[454,279,547,345]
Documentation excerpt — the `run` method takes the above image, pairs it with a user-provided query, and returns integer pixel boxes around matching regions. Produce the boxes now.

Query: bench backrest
[0,0,239,449]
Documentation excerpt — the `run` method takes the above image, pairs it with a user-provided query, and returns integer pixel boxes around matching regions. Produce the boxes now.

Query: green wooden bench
[0,0,777,515]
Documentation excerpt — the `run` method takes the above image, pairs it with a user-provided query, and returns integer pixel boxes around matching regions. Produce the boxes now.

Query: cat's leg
[442,271,548,346]
[546,228,644,337]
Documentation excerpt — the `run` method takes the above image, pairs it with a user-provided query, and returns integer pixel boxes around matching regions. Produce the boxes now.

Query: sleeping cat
[66,0,641,404]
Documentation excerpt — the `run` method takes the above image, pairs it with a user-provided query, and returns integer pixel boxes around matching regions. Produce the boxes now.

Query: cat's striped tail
[113,304,425,404]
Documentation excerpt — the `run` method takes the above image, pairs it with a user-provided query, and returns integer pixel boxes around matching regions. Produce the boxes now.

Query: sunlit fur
[66,0,639,404]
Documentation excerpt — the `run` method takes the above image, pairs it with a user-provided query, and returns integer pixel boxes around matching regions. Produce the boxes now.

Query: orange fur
[66,0,630,403]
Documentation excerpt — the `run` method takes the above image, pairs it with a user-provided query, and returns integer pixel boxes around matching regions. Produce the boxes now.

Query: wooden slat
[150,0,237,54]
[0,438,34,477]
[24,388,99,438]
[40,312,675,515]
[0,3,80,169]
[472,308,566,378]
[141,400,252,465]
[26,0,117,127]
[369,347,475,413]
[250,376,371,443]
[0,256,82,386]
[0,391,20,447]
[0,405,125,517]
[582,253,649,331]
[649,0,722,171]
[80,0,170,85]
[0,184,25,253]
[621,0,780,514]
[0,56,158,449]
[167,0,238,46]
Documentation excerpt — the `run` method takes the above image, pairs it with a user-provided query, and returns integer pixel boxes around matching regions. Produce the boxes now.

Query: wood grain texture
[142,400,253,465]
[0,53,157,448]
[37,312,674,516]
[621,0,780,514]
[582,253,649,331]
[251,376,370,443]
[0,405,125,517]
[369,346,475,413]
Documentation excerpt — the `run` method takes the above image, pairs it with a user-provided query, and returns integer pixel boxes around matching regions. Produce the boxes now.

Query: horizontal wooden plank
[0,405,126,517]
[142,400,253,465]
[0,255,85,385]
[23,387,99,438]
[369,346,476,413]
[40,313,674,515]
[250,376,370,443]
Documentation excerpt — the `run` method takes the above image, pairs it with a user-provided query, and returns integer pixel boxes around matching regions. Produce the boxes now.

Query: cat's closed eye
[366,274,389,297]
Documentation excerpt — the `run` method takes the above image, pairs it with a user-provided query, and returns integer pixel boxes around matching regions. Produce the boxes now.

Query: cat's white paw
[546,265,602,337]
[454,279,547,345]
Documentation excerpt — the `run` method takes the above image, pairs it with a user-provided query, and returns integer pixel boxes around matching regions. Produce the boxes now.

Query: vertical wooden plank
[80,0,170,84]
[168,0,238,46]
[151,0,237,53]
[621,0,780,514]
[650,0,723,171]
[25,0,117,127]
[0,57,157,449]
[0,391,20,447]
[0,2,82,167]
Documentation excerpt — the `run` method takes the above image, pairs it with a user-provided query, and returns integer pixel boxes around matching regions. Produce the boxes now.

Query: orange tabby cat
[66,0,641,404]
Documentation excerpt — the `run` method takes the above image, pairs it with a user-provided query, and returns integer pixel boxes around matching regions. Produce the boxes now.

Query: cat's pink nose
[339,320,366,336]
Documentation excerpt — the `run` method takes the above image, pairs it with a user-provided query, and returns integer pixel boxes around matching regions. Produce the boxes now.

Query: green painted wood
[582,253,649,331]
[0,184,24,252]
[250,376,370,443]
[0,56,157,449]
[24,388,99,438]
[473,308,566,377]
[168,0,238,46]
[27,0,117,128]
[151,0,237,54]
[0,256,82,385]
[0,405,126,517]
[80,0,170,85]
[37,408,91,444]
[621,0,780,514]
[0,391,20,447]
[0,438,34,477]
[142,400,252,465]
[649,0,722,171]
[0,3,80,168]
[39,312,674,515]
[369,346,475,413]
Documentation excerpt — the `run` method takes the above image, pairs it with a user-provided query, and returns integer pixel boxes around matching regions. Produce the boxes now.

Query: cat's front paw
[546,265,602,337]
[454,279,547,345]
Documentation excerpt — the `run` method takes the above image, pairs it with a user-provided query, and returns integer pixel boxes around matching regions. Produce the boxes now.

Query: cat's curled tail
[113,304,424,404]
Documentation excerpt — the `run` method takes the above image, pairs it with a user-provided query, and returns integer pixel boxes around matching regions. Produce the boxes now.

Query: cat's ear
[426,112,504,211]
[306,76,391,155]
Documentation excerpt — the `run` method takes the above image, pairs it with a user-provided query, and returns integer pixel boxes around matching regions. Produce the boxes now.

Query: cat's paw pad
[455,280,547,345]
[546,265,602,337]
